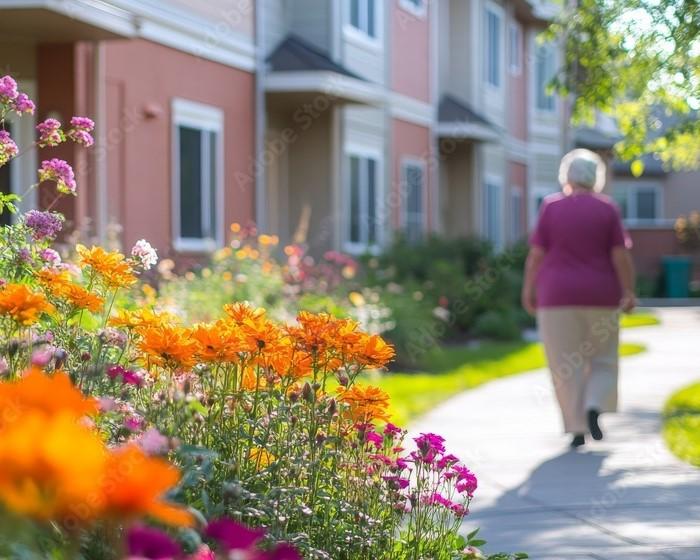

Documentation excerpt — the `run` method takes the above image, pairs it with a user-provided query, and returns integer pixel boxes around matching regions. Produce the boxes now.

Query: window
[172,99,224,251]
[402,161,425,244]
[484,179,503,248]
[0,122,12,227]
[347,152,380,249]
[511,187,523,241]
[535,42,556,111]
[509,22,522,75]
[612,184,661,223]
[349,0,377,38]
[485,6,502,88]
[399,0,426,17]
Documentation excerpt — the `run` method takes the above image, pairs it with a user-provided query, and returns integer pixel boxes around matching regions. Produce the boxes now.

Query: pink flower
[99,397,117,412]
[31,347,55,367]
[131,239,158,270]
[135,427,170,455]
[0,357,8,377]
[124,414,144,432]
[0,130,18,166]
[70,116,95,131]
[13,92,35,115]
[0,75,18,102]
[39,248,62,267]
[36,118,65,147]
[68,116,95,147]
[38,158,77,195]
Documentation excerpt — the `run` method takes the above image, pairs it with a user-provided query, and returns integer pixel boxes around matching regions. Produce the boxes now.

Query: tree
[546,0,700,173]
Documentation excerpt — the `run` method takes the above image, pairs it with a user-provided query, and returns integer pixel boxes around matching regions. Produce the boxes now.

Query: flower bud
[302,382,314,403]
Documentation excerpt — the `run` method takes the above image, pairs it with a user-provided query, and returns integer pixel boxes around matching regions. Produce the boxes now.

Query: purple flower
[13,92,34,115]
[205,518,265,552]
[0,130,18,166]
[39,248,61,266]
[0,76,18,102]
[36,118,64,147]
[24,210,64,240]
[38,158,76,195]
[70,116,95,131]
[126,525,182,559]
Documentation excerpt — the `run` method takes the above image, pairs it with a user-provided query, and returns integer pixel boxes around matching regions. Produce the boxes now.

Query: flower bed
[0,76,527,560]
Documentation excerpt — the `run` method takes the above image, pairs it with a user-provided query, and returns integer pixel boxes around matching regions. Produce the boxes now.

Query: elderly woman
[521,149,636,448]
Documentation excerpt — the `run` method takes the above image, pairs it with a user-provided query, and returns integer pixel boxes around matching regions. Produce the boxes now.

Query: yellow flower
[0,283,55,325]
[109,308,179,330]
[76,245,136,289]
[348,291,365,307]
[248,447,275,470]
[230,223,241,233]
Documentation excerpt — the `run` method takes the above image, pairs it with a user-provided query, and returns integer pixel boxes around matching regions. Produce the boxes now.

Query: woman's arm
[611,246,636,312]
[522,246,545,316]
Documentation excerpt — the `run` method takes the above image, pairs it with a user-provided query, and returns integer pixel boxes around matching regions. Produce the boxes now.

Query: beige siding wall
[163,0,255,38]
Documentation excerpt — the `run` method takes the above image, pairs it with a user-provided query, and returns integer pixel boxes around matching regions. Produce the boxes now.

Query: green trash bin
[662,255,692,298]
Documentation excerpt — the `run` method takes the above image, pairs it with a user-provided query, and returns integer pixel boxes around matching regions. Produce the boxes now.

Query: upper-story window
[509,22,522,75]
[535,42,556,111]
[172,98,224,252]
[399,0,426,18]
[402,160,425,244]
[485,5,503,88]
[349,0,378,38]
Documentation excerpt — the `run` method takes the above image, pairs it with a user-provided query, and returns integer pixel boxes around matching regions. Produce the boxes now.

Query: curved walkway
[413,308,700,559]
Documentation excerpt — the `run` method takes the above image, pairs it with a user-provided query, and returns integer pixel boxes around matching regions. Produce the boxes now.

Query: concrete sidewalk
[412,308,700,559]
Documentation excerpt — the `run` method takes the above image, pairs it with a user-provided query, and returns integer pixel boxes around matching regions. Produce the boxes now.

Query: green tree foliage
[546,0,700,172]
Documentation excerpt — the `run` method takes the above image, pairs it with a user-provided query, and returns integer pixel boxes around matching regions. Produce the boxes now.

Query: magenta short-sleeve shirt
[529,192,631,308]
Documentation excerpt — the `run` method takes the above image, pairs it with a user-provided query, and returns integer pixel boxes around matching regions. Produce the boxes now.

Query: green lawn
[621,311,660,329]
[663,382,700,467]
[370,341,646,426]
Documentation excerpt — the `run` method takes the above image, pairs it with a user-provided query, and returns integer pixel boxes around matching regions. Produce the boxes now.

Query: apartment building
[0,0,564,257]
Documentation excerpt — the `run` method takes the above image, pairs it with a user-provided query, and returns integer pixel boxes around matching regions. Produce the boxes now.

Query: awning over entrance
[265,35,384,106]
[436,95,499,143]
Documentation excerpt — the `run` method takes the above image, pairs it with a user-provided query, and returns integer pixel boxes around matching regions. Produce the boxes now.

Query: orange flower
[76,244,136,289]
[0,283,54,325]
[223,302,266,325]
[63,283,104,312]
[138,324,198,370]
[269,346,313,380]
[109,308,179,331]
[0,368,98,427]
[101,444,193,527]
[338,384,391,424]
[36,268,74,297]
[248,447,275,470]
[0,411,107,522]
[191,320,241,363]
[352,334,395,369]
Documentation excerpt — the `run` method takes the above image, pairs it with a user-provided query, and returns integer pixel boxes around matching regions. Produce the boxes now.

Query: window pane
[612,190,628,219]
[351,0,360,28]
[406,165,423,244]
[367,158,377,244]
[637,190,656,220]
[0,122,11,227]
[536,44,555,110]
[485,183,501,247]
[367,0,376,37]
[511,190,522,240]
[350,156,361,243]
[208,131,218,239]
[179,126,203,239]
[486,11,500,87]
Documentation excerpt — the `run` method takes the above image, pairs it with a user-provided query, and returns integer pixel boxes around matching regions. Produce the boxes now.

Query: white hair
[558,148,607,193]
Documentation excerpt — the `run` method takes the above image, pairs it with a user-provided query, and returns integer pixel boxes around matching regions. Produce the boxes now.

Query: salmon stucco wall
[103,38,255,254]
[509,160,528,233]
[391,0,430,103]
[391,118,431,231]
[508,18,528,142]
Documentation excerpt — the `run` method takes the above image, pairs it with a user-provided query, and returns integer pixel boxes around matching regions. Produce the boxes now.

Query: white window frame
[401,157,427,243]
[510,186,523,242]
[534,41,557,113]
[344,145,384,254]
[484,2,504,90]
[171,98,225,253]
[509,21,523,76]
[612,182,664,227]
[344,0,383,48]
[399,0,427,19]
[483,174,504,250]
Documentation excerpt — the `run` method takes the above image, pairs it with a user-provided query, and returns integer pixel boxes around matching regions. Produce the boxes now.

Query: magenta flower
[36,118,65,147]
[38,158,77,195]
[13,92,34,115]
[453,466,478,497]
[436,453,460,471]
[205,518,265,552]
[107,364,144,387]
[126,525,181,559]
[0,130,18,166]
[68,116,95,147]
[383,422,403,438]
[24,210,64,240]
[365,430,384,449]
[70,116,95,131]
[413,433,446,463]
[0,75,18,102]
[383,475,410,490]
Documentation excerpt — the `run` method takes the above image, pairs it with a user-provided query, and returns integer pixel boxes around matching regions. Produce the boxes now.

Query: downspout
[254,0,267,231]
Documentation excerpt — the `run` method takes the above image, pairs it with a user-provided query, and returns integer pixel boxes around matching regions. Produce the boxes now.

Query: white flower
[131,239,158,270]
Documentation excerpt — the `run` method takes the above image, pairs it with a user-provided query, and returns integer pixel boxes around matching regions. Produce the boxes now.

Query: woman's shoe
[588,409,603,440]
[570,434,585,448]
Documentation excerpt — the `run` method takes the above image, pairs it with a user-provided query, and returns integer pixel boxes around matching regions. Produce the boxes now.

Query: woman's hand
[521,287,537,316]
[620,290,637,313]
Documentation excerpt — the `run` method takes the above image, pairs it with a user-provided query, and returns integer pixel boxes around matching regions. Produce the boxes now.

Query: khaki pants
[538,307,620,434]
